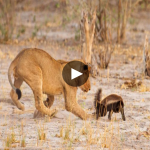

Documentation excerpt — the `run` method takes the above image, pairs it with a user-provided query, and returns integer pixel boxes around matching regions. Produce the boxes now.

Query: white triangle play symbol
[71,68,83,80]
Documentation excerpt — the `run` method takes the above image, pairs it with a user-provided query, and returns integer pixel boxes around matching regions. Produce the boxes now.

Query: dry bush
[97,45,113,69]
[139,0,150,9]
[143,35,150,76]
[91,44,113,77]
[96,8,108,42]
[121,79,150,92]
[117,0,122,43]
[95,0,136,43]
[0,0,16,41]
[121,79,142,89]
[95,0,109,43]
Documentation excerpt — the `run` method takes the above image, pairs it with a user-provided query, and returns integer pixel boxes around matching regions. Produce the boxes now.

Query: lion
[8,48,91,120]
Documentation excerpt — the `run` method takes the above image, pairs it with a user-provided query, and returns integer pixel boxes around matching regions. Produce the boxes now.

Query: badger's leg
[10,78,25,111]
[120,107,126,121]
[34,95,54,118]
[108,110,113,120]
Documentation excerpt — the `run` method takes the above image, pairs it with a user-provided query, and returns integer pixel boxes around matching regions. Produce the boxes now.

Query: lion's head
[79,64,91,92]
[59,59,91,92]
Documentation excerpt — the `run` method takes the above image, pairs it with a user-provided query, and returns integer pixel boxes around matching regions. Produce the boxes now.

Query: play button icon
[71,68,83,80]
[62,61,90,87]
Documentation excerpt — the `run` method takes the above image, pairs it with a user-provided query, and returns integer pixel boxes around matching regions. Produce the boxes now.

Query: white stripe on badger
[105,99,121,105]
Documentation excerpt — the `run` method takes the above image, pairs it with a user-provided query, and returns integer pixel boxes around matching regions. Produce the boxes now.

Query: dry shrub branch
[0,0,16,41]
[80,10,96,64]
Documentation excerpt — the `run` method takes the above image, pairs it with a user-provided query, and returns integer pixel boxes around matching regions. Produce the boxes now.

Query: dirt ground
[0,0,150,149]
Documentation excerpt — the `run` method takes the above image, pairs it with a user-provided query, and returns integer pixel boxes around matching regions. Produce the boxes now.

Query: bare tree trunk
[117,0,122,43]
[120,0,128,41]
[83,12,90,63]
[97,9,108,42]
[99,0,102,11]
[87,0,92,11]
[104,8,107,42]
[143,41,146,76]
[82,10,96,64]
[109,9,113,43]
[143,35,149,75]
[144,0,148,9]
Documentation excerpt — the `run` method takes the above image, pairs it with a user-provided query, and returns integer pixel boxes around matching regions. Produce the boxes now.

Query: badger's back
[102,94,124,112]
[101,94,124,106]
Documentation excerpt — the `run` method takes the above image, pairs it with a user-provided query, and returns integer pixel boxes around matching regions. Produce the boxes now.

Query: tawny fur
[94,88,126,121]
[8,48,91,120]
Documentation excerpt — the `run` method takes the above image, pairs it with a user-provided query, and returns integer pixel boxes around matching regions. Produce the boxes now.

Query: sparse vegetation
[0,0,150,149]
[38,124,46,141]
[32,25,41,38]
[21,136,26,147]
[0,0,16,41]
[17,25,26,38]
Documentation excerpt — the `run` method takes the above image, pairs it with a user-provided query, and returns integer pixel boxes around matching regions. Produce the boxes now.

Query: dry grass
[0,43,150,149]
[0,0,16,41]
[0,1,150,149]
[37,123,46,141]
[121,79,150,92]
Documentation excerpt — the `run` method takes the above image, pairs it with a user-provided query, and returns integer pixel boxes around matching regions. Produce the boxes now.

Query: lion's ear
[83,64,91,73]
[83,65,88,71]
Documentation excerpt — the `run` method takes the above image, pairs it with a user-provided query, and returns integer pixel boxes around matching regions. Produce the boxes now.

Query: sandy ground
[0,42,150,150]
[0,1,150,149]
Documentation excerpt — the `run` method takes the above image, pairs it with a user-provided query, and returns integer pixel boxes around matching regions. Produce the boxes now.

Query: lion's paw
[50,108,58,118]
[33,108,58,119]
[33,109,45,118]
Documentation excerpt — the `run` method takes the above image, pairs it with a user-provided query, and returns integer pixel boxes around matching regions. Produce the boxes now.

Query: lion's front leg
[34,95,54,118]
[65,102,89,120]
[64,88,89,120]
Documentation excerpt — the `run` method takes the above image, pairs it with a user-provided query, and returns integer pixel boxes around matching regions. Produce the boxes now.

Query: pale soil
[0,42,150,150]
[0,0,150,149]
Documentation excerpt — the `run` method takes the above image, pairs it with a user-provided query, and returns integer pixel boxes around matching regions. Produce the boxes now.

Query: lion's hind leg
[18,64,56,118]
[45,95,54,108]
[33,89,56,117]
[34,95,55,118]
[10,78,25,111]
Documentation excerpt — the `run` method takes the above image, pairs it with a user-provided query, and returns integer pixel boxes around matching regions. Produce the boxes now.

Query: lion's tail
[8,61,22,100]
[94,88,102,108]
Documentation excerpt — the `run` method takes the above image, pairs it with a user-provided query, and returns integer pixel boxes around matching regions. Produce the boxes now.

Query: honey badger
[94,88,126,121]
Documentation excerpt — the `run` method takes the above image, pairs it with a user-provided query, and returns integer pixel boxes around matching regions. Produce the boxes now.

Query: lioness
[8,48,91,120]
